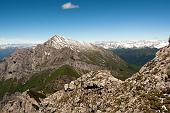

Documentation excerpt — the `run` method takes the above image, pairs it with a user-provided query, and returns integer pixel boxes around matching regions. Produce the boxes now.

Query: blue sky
[0,0,170,43]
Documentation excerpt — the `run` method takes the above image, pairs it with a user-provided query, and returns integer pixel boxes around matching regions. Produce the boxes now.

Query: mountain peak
[45,35,96,51]
[50,35,66,43]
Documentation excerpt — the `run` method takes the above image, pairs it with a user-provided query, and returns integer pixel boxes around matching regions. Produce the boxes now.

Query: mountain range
[0,40,167,66]
[0,43,36,49]
[1,39,170,113]
[0,39,168,50]
[95,40,168,49]
[94,40,167,67]
[0,35,135,80]
[0,35,137,108]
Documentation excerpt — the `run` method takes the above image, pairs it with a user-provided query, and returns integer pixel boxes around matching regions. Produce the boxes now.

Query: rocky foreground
[1,45,170,113]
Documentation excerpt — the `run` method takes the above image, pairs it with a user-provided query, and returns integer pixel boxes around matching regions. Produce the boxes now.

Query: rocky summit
[1,45,170,113]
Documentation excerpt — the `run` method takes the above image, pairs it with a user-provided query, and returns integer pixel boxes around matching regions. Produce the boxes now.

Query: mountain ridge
[1,45,170,113]
[95,40,168,49]
[0,35,135,81]
[0,39,168,50]
[45,35,96,51]
[0,35,136,106]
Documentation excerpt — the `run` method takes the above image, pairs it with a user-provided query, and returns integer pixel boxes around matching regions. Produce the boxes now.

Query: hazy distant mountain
[0,48,16,60]
[95,40,168,49]
[0,43,37,60]
[0,43,36,49]
[94,40,167,68]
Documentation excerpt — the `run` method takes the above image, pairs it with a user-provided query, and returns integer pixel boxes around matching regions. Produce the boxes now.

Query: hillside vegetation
[113,47,159,68]
[0,65,80,99]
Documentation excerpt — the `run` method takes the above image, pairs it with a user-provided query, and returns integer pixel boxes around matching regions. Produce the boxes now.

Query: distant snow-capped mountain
[94,40,168,49]
[0,43,37,49]
[1,38,168,50]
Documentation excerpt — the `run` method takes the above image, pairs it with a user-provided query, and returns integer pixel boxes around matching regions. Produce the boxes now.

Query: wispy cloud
[62,2,79,10]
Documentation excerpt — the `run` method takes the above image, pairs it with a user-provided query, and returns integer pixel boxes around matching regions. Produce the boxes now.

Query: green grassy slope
[0,65,80,99]
[81,50,138,80]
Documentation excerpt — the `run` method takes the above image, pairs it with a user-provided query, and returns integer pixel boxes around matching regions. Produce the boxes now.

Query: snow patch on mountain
[1,35,168,50]
[94,40,168,49]
[45,35,96,51]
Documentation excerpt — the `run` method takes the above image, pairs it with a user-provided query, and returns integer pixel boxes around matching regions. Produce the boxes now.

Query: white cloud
[62,2,79,9]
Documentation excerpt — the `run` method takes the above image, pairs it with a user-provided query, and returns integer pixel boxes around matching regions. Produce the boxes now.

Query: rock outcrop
[111,46,170,112]
[1,90,42,113]
[2,70,122,113]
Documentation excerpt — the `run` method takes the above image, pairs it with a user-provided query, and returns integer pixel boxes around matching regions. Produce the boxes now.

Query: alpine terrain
[95,40,168,68]
[95,40,168,49]
[0,43,36,60]
[0,35,136,108]
[1,42,170,113]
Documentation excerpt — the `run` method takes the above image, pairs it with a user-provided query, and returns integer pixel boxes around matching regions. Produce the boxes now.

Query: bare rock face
[113,46,170,113]
[2,45,170,113]
[1,91,38,113]
[2,48,34,80]
[40,70,122,113]
[0,61,7,77]
[1,70,122,113]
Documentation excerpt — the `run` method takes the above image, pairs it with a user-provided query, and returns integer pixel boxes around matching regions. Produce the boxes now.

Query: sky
[0,0,170,43]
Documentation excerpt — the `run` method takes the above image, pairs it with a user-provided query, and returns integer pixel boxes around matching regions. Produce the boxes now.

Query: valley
[112,47,159,68]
